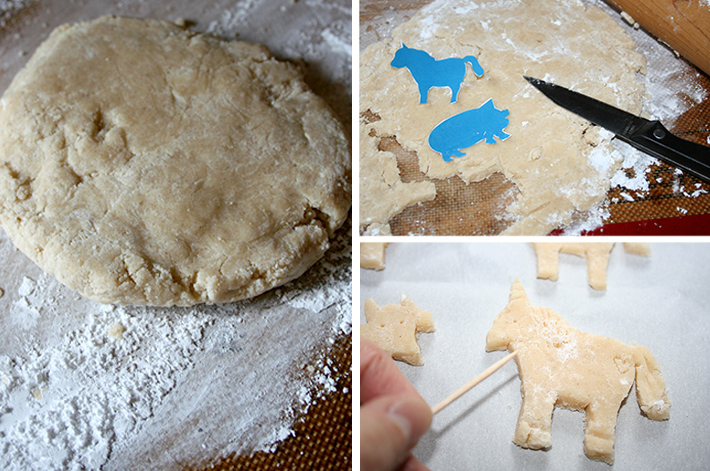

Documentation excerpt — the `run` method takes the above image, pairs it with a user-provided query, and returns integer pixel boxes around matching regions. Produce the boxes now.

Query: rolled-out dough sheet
[360,0,647,234]
[360,130,436,235]
[360,243,710,470]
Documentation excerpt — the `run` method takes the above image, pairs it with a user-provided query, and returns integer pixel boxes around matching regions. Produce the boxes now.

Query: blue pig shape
[428,99,511,162]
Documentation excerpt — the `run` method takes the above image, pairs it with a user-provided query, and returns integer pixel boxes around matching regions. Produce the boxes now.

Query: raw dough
[623,242,651,256]
[0,16,351,306]
[486,279,670,464]
[360,242,388,270]
[108,321,126,340]
[360,130,435,235]
[533,242,614,290]
[360,0,646,235]
[361,294,435,366]
[533,242,651,290]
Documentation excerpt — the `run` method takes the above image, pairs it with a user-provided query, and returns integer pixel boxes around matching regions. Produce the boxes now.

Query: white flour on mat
[0,1,31,27]
[0,224,351,471]
[559,0,708,233]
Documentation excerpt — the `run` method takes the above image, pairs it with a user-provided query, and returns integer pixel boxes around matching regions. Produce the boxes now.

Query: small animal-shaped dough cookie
[533,243,651,290]
[486,279,670,464]
[360,242,388,270]
[532,242,613,290]
[361,294,435,366]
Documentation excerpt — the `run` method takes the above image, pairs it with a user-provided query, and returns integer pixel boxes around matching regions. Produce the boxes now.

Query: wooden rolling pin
[605,0,710,77]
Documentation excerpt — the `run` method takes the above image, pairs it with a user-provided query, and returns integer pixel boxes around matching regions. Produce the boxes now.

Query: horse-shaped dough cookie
[390,43,484,104]
[533,242,651,290]
[486,279,670,464]
[532,242,613,290]
[361,294,435,366]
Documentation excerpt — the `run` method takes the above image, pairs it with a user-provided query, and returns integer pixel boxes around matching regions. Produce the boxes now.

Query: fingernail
[387,397,431,448]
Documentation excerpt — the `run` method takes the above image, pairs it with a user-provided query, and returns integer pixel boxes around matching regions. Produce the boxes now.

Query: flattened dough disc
[0,16,351,306]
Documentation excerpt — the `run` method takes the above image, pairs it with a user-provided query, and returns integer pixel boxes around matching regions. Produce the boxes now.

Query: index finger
[360,338,425,404]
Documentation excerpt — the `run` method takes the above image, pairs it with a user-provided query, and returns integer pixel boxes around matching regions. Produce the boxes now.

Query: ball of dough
[0,16,351,306]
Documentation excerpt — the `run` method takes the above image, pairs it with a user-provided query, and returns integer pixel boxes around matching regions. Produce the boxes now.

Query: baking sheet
[0,1,352,469]
[360,243,710,470]
[359,0,710,235]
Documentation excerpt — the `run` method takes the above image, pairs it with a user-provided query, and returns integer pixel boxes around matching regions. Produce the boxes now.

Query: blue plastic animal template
[428,99,511,162]
[390,43,485,104]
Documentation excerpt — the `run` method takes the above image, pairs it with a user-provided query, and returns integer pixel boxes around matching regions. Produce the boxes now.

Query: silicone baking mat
[187,334,352,471]
[360,0,710,235]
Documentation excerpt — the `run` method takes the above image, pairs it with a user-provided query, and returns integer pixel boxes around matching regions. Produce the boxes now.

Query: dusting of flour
[560,0,709,234]
[0,223,351,470]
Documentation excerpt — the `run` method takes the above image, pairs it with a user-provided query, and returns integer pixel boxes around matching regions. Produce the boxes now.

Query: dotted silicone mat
[194,333,352,471]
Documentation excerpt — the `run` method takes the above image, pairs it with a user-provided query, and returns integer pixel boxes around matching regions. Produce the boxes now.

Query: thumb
[360,395,432,471]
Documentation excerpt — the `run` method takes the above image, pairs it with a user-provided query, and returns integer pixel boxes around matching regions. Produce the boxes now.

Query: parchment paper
[360,242,710,470]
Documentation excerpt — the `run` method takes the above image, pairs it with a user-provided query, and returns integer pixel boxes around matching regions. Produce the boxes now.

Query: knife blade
[523,76,710,184]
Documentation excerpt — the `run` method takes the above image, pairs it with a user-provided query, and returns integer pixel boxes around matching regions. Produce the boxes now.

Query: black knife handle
[627,120,710,184]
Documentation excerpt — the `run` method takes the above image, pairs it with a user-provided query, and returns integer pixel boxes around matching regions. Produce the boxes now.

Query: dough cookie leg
[584,401,620,464]
[514,388,555,450]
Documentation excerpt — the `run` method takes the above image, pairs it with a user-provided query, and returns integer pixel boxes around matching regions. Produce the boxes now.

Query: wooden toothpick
[431,351,518,415]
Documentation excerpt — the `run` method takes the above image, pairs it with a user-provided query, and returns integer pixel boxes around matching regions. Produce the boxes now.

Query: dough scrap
[360,0,646,234]
[108,322,126,340]
[0,16,351,306]
[533,242,651,290]
[360,129,435,235]
[360,242,388,270]
[623,242,651,256]
[361,294,435,366]
[486,279,670,464]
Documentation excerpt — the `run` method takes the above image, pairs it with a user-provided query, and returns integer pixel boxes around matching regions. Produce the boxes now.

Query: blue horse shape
[390,43,485,104]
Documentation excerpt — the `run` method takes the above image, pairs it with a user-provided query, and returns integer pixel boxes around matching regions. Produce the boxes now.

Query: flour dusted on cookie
[360,0,647,235]
[361,294,435,366]
[486,279,670,464]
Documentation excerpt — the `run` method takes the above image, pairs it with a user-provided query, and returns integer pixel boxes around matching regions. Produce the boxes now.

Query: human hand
[360,338,432,471]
